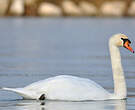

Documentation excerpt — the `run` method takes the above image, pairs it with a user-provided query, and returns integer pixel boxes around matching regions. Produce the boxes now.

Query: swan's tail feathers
[1,87,17,91]
[1,87,36,99]
[1,87,23,93]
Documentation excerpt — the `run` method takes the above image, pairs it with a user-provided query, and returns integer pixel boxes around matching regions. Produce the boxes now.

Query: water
[0,18,135,110]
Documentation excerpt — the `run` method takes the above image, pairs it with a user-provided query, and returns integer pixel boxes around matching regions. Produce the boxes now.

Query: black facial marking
[121,38,131,44]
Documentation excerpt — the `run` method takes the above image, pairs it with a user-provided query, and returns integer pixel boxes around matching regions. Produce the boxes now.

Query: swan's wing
[24,75,111,101]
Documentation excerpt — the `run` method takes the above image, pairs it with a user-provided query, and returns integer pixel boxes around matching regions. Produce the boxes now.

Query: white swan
[0,33,134,101]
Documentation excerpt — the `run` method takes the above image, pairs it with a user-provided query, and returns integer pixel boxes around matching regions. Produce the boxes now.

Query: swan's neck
[109,43,127,99]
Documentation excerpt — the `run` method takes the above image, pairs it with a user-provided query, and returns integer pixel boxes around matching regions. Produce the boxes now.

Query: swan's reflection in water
[0,100,126,110]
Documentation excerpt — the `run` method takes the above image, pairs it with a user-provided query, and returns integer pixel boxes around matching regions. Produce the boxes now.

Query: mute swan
[0,33,134,101]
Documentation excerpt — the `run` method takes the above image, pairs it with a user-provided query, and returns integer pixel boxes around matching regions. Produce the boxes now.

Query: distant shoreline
[0,0,135,17]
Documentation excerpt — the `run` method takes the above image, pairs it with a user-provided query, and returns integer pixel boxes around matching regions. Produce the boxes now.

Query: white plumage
[2,75,111,100]
[27,75,111,100]
[1,33,134,101]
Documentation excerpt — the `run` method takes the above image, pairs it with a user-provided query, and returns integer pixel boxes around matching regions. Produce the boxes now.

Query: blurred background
[0,0,135,110]
[0,0,135,17]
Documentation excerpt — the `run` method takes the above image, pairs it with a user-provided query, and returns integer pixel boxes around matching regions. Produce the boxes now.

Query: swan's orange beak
[124,41,134,53]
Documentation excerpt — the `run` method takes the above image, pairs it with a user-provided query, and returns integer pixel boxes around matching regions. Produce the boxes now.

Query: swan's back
[24,75,111,101]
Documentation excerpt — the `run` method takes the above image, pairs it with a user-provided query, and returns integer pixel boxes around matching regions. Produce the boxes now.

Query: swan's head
[110,33,134,53]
